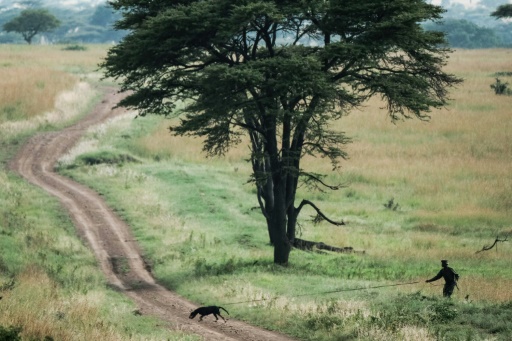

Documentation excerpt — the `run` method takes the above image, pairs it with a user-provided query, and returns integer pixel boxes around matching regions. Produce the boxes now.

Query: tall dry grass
[0,67,76,122]
[0,45,109,124]
[0,82,96,138]
[1,267,118,341]
[0,266,176,341]
[336,50,512,220]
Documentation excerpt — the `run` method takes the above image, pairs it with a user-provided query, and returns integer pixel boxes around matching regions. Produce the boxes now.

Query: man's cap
[441,259,448,264]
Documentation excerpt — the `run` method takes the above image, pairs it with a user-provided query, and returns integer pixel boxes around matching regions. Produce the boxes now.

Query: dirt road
[9,88,296,341]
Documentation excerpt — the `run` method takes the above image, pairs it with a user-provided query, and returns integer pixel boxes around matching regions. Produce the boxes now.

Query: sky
[431,0,512,7]
[0,0,106,9]
[45,0,105,6]
[431,0,479,7]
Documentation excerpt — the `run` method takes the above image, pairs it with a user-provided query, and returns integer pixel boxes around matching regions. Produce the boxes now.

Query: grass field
[2,45,512,340]
[0,45,199,341]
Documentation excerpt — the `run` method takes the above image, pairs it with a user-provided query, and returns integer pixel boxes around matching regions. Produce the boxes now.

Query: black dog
[189,306,229,322]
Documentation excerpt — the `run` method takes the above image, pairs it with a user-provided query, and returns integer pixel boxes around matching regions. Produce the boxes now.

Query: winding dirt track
[9,88,296,341]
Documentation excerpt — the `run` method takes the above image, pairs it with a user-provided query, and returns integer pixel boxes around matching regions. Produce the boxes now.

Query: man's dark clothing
[426,266,459,298]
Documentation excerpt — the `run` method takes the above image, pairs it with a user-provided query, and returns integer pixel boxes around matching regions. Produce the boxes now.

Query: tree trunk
[286,205,297,243]
[269,218,291,265]
[268,183,291,265]
[273,235,291,265]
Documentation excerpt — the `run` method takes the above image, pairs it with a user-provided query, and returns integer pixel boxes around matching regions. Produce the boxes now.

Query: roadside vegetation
[60,48,512,341]
[1,45,511,340]
[0,45,199,341]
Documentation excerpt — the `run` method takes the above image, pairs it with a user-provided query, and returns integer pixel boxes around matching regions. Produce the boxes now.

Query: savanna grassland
[1,45,512,341]
[0,45,199,341]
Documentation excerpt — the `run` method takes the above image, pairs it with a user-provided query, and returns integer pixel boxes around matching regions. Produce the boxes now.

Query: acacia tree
[2,9,60,44]
[103,0,462,265]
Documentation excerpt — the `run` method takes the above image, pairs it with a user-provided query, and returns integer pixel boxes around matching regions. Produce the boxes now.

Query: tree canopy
[491,4,512,19]
[2,8,60,44]
[103,0,462,265]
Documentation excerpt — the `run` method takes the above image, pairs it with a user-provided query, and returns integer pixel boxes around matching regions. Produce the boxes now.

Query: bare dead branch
[296,199,345,226]
[256,187,270,220]
[475,236,509,254]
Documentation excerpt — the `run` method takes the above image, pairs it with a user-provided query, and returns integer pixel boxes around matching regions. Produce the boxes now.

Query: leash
[427,282,459,289]
[222,281,420,306]
[428,282,443,287]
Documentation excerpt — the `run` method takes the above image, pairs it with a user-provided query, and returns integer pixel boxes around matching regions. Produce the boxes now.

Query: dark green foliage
[0,326,21,341]
[62,44,87,51]
[491,78,510,95]
[396,294,457,323]
[491,4,512,19]
[383,198,400,211]
[193,257,238,277]
[494,72,512,77]
[73,150,139,166]
[431,299,458,322]
[305,315,344,333]
[103,0,462,264]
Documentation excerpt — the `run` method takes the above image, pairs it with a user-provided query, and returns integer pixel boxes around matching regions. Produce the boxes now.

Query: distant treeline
[0,4,511,48]
[0,4,127,44]
[424,18,512,49]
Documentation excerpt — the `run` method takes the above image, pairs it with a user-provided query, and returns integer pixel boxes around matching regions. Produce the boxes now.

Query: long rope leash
[222,280,420,306]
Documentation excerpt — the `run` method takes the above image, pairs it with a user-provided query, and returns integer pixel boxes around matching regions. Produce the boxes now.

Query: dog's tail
[219,307,229,315]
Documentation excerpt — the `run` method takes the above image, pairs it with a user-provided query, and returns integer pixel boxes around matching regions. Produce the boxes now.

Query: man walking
[426,260,460,298]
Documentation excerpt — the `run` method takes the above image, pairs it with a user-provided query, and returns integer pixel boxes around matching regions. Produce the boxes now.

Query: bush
[431,299,458,322]
[0,325,21,341]
[62,44,87,51]
[490,78,511,95]
[75,150,139,166]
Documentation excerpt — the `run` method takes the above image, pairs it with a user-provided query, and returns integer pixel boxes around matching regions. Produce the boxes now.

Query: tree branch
[475,236,509,254]
[296,199,345,226]
[301,172,348,191]
[256,187,270,220]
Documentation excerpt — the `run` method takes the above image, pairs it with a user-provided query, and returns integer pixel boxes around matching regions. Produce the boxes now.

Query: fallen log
[293,238,365,254]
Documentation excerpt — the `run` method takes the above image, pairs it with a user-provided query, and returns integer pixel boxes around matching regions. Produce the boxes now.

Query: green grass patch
[59,107,512,340]
[4,47,512,341]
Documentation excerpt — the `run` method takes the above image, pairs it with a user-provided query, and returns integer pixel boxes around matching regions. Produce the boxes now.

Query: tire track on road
[9,88,296,341]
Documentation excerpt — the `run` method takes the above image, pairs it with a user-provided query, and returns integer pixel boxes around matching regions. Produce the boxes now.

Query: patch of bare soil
[9,88,296,341]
